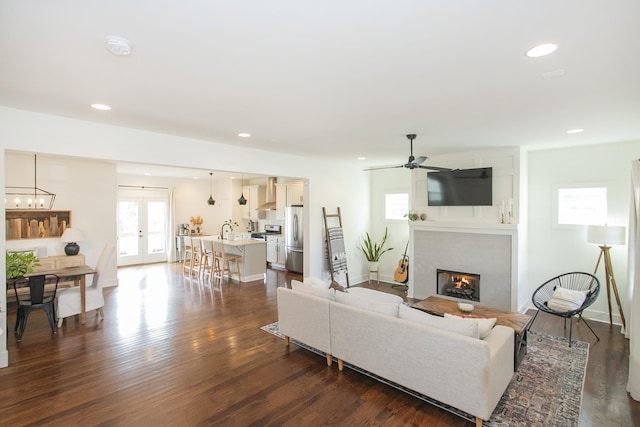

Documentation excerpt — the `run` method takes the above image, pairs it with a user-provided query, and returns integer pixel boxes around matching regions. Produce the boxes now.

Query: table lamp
[587,224,626,329]
[61,228,84,256]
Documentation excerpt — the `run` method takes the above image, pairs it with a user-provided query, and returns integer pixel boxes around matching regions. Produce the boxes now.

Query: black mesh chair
[531,272,600,347]
[11,274,60,341]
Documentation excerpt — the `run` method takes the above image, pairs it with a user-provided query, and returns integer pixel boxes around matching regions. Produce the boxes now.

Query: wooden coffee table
[412,296,533,369]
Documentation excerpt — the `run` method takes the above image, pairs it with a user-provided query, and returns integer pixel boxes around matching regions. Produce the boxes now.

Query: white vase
[368,261,379,272]
[227,232,235,241]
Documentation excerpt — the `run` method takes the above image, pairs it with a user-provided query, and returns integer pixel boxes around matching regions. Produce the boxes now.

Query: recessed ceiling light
[144,173,151,176]
[91,103,111,111]
[357,157,366,160]
[192,177,199,180]
[526,43,558,58]
[105,36,133,56]
[567,128,584,134]
[238,133,251,138]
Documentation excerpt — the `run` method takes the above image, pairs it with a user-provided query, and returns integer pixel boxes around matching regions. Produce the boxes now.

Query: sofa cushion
[547,286,588,312]
[291,280,335,300]
[399,305,479,338]
[444,313,497,339]
[304,276,330,289]
[346,287,404,305]
[334,290,400,317]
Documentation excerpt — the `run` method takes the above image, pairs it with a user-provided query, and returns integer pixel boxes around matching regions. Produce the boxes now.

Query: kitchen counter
[197,236,267,282]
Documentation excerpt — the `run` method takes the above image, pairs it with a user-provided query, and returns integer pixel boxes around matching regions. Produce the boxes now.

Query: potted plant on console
[357,227,393,275]
[6,252,40,281]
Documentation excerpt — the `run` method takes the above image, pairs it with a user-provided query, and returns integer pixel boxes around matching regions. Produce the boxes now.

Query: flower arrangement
[223,219,239,231]
[190,216,204,226]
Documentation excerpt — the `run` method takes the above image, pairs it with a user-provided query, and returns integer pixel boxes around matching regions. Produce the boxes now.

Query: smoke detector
[105,36,133,56]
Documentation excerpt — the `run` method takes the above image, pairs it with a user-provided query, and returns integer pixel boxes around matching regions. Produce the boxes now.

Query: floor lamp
[587,225,627,329]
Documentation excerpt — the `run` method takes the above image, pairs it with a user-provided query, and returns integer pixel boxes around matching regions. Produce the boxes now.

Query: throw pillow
[335,291,400,317]
[444,313,497,339]
[329,281,348,293]
[304,277,330,289]
[346,287,404,305]
[547,286,588,312]
[398,305,479,339]
[291,279,335,300]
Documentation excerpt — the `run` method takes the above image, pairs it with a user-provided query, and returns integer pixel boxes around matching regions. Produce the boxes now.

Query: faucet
[220,223,231,239]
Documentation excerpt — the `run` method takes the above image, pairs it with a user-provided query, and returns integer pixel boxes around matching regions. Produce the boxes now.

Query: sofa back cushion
[334,290,401,317]
[398,305,479,338]
[291,280,335,300]
[443,313,497,339]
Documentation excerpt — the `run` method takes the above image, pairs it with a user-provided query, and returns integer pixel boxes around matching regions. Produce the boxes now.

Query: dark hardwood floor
[1,263,638,426]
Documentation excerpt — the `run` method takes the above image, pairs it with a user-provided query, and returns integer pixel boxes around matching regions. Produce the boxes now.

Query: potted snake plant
[357,227,393,272]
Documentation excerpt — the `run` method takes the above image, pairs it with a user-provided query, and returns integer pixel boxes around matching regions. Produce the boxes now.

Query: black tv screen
[427,167,493,206]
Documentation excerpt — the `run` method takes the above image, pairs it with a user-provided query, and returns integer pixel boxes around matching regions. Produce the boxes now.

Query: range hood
[257,177,277,211]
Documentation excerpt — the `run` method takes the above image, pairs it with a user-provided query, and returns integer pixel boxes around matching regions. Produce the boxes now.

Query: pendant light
[207,172,216,206]
[237,174,247,205]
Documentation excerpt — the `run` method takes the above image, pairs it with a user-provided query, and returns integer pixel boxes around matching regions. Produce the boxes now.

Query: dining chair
[190,236,203,277]
[12,273,60,341]
[55,244,115,327]
[212,240,242,281]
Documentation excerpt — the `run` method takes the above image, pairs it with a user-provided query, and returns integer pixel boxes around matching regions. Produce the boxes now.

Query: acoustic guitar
[394,242,409,283]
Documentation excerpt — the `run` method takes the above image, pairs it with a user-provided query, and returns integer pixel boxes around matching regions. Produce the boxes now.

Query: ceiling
[1,1,639,172]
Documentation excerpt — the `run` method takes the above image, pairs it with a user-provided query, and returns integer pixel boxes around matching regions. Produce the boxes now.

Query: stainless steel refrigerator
[285,206,304,273]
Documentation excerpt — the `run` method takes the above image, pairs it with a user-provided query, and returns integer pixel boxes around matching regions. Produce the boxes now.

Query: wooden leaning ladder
[322,207,350,288]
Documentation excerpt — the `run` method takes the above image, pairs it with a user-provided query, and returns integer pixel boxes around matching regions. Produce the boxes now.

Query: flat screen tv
[427,167,493,206]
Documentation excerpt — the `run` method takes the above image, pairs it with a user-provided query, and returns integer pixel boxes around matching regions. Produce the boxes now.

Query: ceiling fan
[364,134,451,172]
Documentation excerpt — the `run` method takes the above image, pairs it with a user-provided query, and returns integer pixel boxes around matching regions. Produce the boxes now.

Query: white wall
[527,140,639,324]
[0,106,370,367]
[368,168,411,282]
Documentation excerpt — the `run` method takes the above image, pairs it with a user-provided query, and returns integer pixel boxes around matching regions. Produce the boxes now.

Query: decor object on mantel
[587,224,627,328]
[60,228,84,256]
[357,227,393,272]
[206,172,215,206]
[5,154,56,210]
[5,251,40,279]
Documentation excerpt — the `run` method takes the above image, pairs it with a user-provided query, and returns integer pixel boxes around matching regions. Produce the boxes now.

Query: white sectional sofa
[276,282,514,426]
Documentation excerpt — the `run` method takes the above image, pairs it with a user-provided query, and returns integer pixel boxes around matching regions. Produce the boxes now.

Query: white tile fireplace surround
[409,223,519,312]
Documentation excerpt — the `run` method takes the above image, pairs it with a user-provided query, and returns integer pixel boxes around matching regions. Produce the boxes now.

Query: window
[554,185,607,227]
[385,193,408,220]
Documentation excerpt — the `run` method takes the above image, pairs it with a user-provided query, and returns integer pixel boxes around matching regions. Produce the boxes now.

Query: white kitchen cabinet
[275,183,288,220]
[241,185,265,220]
[266,236,285,266]
[287,181,304,206]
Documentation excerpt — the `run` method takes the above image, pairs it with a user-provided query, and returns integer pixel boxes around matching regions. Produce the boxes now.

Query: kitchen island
[198,237,267,282]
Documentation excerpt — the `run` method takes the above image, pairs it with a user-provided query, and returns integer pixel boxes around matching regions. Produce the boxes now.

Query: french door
[117,189,169,266]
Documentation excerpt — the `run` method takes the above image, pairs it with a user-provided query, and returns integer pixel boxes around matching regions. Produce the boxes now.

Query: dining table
[27,265,97,325]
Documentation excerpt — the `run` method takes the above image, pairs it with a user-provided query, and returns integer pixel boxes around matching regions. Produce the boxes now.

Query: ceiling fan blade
[416,165,452,171]
[414,156,427,165]
[363,164,405,171]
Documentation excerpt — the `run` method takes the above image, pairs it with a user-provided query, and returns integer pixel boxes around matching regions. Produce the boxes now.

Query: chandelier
[5,154,56,210]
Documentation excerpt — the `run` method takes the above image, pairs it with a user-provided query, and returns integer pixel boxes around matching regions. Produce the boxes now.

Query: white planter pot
[367,261,379,272]
[227,232,235,241]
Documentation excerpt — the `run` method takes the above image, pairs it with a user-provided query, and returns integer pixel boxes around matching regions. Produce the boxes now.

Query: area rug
[261,322,589,427]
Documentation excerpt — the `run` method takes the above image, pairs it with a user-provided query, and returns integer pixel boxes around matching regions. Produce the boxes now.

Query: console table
[412,296,533,369]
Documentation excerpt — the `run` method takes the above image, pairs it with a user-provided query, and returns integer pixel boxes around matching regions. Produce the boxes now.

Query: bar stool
[213,240,241,281]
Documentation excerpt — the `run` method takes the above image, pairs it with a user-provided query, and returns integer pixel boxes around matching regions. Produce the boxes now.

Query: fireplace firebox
[436,269,480,302]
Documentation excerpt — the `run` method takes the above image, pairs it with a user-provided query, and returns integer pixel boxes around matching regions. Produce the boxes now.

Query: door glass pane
[147,201,166,255]
[118,201,139,256]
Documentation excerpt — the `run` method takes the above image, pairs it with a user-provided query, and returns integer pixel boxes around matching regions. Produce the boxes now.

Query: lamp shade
[587,225,626,246]
[60,228,84,243]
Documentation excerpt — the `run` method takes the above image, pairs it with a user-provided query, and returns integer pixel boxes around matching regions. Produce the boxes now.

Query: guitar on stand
[393,242,409,290]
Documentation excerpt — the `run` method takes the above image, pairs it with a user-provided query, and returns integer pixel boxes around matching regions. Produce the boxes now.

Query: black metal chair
[11,274,60,341]
[530,272,600,347]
